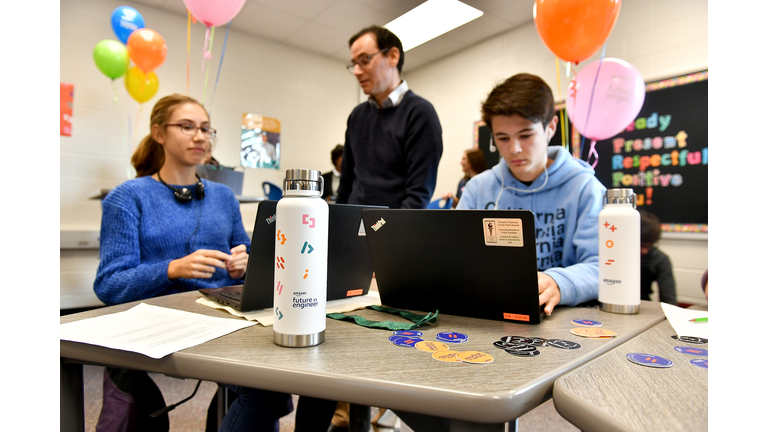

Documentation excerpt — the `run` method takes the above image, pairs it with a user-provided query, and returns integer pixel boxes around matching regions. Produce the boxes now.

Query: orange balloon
[126,28,167,73]
[534,0,621,64]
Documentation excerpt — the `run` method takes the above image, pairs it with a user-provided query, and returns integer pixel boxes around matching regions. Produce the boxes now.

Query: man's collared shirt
[368,80,409,109]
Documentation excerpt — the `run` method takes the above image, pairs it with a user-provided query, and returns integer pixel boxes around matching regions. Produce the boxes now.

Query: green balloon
[93,39,129,79]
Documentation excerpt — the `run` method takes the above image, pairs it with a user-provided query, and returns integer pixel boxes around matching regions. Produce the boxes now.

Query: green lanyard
[327,305,438,330]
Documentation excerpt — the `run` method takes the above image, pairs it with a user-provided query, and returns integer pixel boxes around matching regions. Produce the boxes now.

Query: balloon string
[582,43,607,145]
[187,9,191,95]
[201,27,215,107]
[555,58,569,153]
[111,80,131,180]
[202,26,211,75]
[208,21,231,117]
[587,139,599,168]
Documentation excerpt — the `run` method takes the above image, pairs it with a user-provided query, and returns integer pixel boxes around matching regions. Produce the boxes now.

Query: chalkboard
[474,71,708,232]
[577,71,708,230]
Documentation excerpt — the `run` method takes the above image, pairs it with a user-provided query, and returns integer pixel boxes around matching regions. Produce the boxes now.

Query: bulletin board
[578,71,708,232]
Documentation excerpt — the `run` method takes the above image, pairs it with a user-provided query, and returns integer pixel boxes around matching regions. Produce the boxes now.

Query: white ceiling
[132,0,535,73]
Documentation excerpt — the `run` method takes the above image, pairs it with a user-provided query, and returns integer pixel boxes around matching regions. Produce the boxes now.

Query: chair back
[262,181,283,200]
[427,197,453,209]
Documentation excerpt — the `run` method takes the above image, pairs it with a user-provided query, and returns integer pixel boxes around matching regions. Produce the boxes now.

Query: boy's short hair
[481,73,555,131]
[639,210,662,245]
[349,25,404,74]
[331,144,344,162]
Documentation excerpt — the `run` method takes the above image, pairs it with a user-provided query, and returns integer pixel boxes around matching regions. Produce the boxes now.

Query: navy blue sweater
[336,90,443,209]
[94,176,250,305]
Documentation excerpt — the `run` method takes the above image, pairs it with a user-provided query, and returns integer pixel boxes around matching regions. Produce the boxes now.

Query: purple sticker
[572,319,602,327]
[393,330,424,337]
[690,359,708,369]
[391,336,423,348]
[674,346,708,357]
[626,353,673,368]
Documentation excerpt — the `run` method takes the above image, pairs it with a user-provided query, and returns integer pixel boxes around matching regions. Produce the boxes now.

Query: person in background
[640,210,677,305]
[336,25,443,209]
[94,94,334,432]
[442,148,487,208]
[322,144,344,202]
[701,269,708,300]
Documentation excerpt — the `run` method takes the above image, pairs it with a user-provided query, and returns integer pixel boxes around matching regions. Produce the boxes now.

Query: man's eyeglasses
[166,123,217,138]
[346,48,390,74]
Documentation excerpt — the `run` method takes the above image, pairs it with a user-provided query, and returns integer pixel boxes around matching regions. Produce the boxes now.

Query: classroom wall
[405,0,708,305]
[60,0,358,231]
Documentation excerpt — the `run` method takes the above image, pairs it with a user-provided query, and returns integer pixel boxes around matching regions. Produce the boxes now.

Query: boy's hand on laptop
[537,272,561,316]
[226,244,248,279]
[168,249,230,280]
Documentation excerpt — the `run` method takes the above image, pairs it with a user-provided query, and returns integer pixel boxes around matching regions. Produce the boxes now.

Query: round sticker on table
[456,351,494,364]
[432,350,462,362]
[436,332,468,342]
[415,341,449,352]
[674,346,708,357]
[572,319,602,327]
[690,359,708,369]
[571,328,617,338]
[671,335,708,344]
[626,353,673,368]
[393,330,423,337]
[505,348,541,357]
[546,339,582,350]
[391,336,423,348]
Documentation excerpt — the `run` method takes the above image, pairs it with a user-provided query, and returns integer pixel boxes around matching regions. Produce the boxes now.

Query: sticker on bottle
[483,218,524,247]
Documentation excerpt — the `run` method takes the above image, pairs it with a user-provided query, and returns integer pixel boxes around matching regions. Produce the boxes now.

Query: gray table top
[553,320,708,432]
[60,292,665,424]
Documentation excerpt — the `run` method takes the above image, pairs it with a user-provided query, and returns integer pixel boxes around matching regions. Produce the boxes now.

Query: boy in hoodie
[457,73,605,316]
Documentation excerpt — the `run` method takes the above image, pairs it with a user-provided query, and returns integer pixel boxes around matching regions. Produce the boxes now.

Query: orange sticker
[415,341,449,352]
[346,289,363,296]
[456,351,494,364]
[503,313,530,322]
[570,327,617,338]
[431,350,462,362]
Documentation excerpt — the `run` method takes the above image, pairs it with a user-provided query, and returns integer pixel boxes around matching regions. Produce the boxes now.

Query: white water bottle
[273,169,329,347]
[598,188,640,314]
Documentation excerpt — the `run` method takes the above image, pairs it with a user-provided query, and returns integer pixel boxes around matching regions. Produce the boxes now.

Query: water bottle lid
[603,188,636,207]
[283,169,323,196]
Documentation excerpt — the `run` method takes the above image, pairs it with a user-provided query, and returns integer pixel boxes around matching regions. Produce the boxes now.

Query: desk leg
[348,404,371,432]
[60,359,84,432]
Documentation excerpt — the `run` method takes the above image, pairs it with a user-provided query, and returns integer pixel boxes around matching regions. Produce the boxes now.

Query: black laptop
[200,201,379,312]
[361,209,543,324]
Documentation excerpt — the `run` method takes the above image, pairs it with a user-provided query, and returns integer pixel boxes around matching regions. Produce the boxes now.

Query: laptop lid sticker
[483,218,524,247]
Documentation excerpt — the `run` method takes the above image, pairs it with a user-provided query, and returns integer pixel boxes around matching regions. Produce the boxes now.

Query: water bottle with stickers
[598,188,640,314]
[273,169,329,347]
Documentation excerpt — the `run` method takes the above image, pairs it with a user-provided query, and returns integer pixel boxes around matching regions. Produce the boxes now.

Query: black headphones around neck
[157,173,205,203]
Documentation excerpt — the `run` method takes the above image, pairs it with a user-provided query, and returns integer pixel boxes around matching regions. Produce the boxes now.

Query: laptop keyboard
[221,291,242,301]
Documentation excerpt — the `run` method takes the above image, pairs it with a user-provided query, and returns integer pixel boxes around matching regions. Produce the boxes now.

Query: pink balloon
[566,58,646,141]
[183,0,245,27]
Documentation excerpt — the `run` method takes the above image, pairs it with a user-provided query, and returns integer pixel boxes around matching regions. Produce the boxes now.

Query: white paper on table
[60,303,256,359]
[196,291,381,326]
[660,302,708,338]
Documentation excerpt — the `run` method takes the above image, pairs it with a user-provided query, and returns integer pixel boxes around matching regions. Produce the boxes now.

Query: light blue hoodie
[457,146,606,306]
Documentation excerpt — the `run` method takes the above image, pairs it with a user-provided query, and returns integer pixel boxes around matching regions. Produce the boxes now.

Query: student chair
[262,181,283,200]
[427,197,453,209]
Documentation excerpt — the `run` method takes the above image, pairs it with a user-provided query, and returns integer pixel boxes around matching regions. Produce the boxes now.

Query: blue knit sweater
[94,176,250,305]
[336,90,443,209]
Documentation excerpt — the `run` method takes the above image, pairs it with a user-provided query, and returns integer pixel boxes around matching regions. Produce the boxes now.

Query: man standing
[336,25,443,209]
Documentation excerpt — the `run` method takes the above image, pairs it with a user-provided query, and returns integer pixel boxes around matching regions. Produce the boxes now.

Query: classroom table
[552,320,708,432]
[60,292,665,432]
